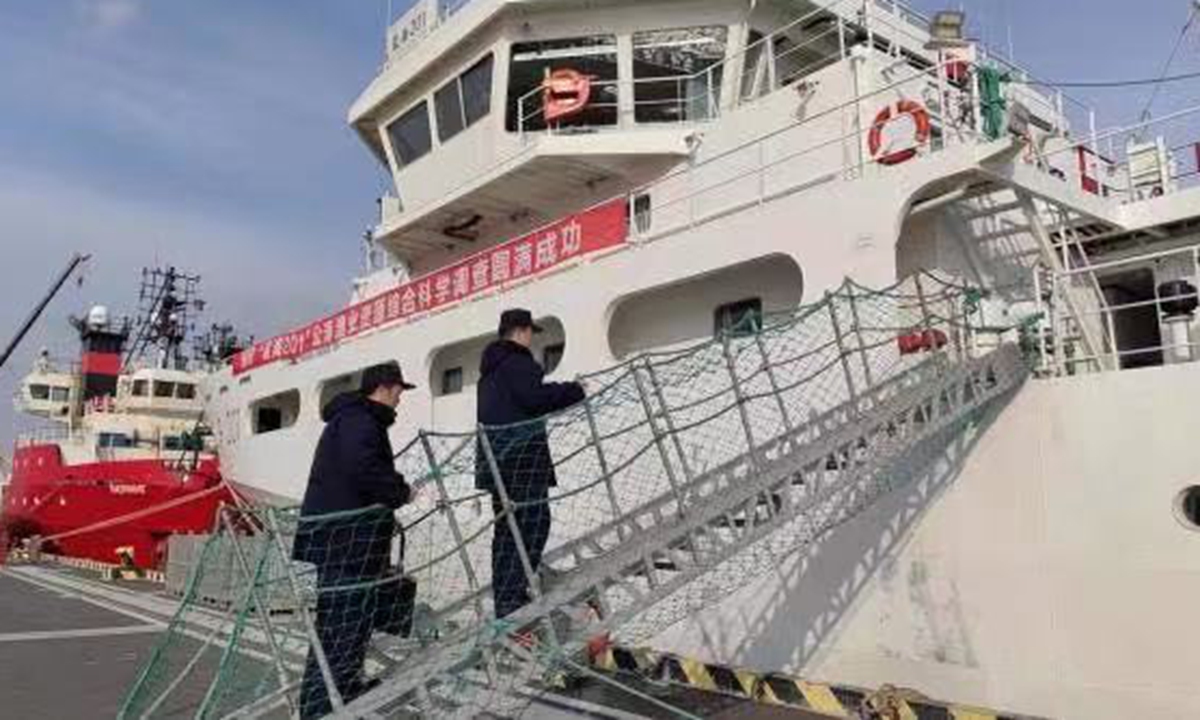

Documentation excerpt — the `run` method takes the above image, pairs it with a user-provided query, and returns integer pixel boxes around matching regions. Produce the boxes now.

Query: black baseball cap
[498,308,544,337]
[360,361,417,394]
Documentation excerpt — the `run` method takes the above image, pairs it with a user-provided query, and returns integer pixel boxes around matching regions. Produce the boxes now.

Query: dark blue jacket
[475,340,585,496]
[293,393,411,578]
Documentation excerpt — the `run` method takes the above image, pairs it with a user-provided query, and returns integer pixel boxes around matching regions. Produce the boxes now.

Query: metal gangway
[121,274,1029,720]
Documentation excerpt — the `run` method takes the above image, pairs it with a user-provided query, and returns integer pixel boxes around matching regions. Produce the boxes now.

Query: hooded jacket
[474,340,585,495]
[292,392,411,576]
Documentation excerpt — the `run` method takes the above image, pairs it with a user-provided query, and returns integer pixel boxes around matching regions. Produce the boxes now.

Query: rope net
[121,273,1030,719]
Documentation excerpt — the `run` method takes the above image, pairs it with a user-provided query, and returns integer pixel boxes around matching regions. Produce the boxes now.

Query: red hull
[1,444,233,569]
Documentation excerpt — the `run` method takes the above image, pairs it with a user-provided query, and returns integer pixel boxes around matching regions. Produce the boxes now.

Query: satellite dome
[86,305,110,330]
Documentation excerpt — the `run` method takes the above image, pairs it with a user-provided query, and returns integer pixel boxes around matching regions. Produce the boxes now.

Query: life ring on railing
[868,100,931,166]
[542,68,592,123]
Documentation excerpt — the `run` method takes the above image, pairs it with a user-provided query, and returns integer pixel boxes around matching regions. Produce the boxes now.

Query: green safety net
[120,272,1027,720]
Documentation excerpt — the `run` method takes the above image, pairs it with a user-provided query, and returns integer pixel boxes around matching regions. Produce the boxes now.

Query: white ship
[202,1,1200,717]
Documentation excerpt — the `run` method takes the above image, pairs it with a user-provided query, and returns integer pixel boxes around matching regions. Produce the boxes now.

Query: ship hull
[0,444,232,569]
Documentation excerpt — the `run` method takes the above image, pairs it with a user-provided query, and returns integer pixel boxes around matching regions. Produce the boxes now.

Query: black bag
[373,568,417,637]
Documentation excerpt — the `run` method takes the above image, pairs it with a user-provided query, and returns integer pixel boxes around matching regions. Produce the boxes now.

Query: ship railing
[513,0,858,137]
[516,73,724,138]
[1036,242,1200,376]
[15,426,88,448]
[1015,102,1200,203]
[622,55,985,244]
[25,355,80,376]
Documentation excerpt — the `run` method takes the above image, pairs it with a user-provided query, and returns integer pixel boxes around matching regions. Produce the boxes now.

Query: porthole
[1173,485,1200,531]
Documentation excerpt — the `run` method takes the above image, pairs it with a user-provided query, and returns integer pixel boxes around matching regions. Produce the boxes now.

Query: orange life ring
[868,100,931,165]
[542,68,592,123]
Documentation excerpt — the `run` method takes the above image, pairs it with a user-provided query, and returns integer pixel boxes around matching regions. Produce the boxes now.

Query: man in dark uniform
[476,309,585,620]
[293,361,416,719]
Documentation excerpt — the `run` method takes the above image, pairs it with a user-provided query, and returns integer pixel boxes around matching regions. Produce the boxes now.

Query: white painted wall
[652,362,1200,720]
[608,253,803,358]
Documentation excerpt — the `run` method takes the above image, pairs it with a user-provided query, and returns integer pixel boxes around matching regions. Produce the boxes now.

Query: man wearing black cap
[476,309,585,620]
[294,361,416,719]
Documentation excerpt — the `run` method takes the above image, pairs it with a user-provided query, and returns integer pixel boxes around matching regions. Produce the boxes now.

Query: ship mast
[124,267,203,371]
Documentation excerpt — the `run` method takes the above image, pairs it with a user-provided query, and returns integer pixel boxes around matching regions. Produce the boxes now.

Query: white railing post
[631,361,687,514]
[847,289,876,388]
[579,391,628,539]
[518,94,526,144]
[419,432,486,623]
[707,65,717,119]
[720,333,762,471]
[826,291,859,406]
[644,359,697,484]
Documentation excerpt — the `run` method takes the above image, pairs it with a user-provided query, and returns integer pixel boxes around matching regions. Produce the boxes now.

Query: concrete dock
[0,564,831,719]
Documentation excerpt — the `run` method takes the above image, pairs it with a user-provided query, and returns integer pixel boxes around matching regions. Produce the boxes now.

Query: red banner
[232,199,628,375]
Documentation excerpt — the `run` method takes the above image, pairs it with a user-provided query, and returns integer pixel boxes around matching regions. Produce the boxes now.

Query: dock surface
[0,567,177,719]
[0,564,833,719]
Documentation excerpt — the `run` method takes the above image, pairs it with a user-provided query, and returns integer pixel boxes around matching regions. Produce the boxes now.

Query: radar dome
[86,305,110,330]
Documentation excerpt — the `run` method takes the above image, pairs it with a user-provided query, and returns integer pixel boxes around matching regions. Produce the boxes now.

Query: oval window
[1173,485,1200,531]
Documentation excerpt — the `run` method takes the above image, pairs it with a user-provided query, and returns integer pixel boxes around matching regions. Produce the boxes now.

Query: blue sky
[1,0,1198,449]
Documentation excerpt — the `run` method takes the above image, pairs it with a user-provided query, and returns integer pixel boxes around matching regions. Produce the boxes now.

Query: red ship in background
[0,265,244,569]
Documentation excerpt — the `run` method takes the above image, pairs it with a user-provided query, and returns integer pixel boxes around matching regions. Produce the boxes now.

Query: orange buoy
[868,100,931,166]
[542,68,593,123]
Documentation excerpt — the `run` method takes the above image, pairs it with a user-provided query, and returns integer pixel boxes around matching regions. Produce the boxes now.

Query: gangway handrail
[121,274,1033,719]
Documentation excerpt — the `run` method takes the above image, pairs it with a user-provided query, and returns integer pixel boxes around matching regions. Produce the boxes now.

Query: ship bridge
[348,0,950,275]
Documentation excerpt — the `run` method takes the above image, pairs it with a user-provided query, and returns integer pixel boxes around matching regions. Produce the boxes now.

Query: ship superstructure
[2,268,237,569]
[196,1,1200,717]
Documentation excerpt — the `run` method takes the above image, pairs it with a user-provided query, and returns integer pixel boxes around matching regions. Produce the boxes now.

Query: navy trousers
[490,489,551,619]
[298,570,378,719]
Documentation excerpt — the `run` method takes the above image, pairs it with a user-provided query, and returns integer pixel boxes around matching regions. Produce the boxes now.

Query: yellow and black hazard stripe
[591,645,1039,720]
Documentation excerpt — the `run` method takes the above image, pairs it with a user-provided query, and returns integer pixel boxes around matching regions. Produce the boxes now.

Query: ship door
[1102,269,1163,369]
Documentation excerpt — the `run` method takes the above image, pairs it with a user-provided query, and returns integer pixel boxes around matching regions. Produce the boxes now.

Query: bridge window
[132,380,148,397]
[29,384,50,401]
[50,387,70,403]
[98,433,133,449]
[633,26,727,123]
[154,381,175,398]
[507,35,618,132]
[251,390,301,435]
[176,383,196,400]
[436,54,495,143]
[388,100,433,167]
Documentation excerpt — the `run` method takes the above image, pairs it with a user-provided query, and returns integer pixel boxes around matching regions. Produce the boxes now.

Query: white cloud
[76,0,142,32]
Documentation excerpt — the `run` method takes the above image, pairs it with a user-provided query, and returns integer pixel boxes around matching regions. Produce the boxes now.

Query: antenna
[124,266,203,371]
